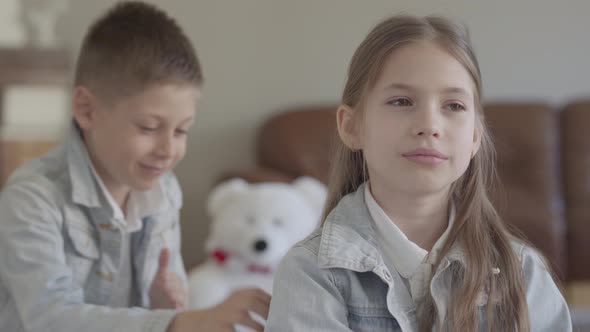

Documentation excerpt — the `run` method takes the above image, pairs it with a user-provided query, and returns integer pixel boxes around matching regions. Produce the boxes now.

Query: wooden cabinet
[0,137,57,184]
[0,48,70,185]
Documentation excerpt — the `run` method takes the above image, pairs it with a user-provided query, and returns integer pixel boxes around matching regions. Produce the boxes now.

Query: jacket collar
[67,123,102,208]
[317,183,466,273]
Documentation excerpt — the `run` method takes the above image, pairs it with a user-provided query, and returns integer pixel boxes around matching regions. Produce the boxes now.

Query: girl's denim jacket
[0,126,186,332]
[266,184,572,331]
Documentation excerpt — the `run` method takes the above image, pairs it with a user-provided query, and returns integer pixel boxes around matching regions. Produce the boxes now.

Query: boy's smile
[74,83,199,207]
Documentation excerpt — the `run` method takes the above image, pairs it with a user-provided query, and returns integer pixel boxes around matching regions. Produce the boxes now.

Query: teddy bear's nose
[253,239,268,252]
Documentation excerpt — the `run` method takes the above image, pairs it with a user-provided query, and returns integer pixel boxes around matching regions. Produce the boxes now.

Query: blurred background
[1,0,589,313]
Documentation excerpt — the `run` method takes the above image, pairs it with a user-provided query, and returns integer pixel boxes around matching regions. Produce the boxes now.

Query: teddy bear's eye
[272,218,284,227]
[245,216,255,225]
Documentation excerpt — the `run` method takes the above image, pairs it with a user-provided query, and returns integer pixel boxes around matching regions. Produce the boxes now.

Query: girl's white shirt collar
[364,182,455,279]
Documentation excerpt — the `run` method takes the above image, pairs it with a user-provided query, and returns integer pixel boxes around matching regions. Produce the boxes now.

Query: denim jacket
[266,183,572,331]
[0,126,186,332]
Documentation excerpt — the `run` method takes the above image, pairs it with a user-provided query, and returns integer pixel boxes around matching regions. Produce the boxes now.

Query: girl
[265,15,571,332]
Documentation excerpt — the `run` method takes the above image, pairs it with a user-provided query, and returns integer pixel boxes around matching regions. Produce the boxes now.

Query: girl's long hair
[322,15,529,331]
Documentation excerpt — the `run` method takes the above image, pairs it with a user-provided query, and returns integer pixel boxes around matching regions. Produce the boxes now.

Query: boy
[0,2,269,332]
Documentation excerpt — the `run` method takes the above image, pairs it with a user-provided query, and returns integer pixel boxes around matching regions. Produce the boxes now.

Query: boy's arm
[169,209,189,287]
[169,210,189,308]
[161,173,188,288]
[0,178,176,332]
[149,175,188,309]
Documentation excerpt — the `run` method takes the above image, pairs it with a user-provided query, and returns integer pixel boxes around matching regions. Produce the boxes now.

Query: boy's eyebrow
[143,114,163,121]
[384,83,471,96]
[138,114,195,125]
[182,116,195,126]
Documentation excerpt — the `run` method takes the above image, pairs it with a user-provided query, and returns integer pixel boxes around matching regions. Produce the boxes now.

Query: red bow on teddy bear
[211,249,273,274]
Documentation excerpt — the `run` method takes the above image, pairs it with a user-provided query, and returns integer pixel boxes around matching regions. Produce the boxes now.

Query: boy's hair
[74,1,203,102]
[324,15,531,332]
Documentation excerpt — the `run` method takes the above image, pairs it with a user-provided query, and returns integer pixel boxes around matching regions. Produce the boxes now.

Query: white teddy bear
[187,176,327,314]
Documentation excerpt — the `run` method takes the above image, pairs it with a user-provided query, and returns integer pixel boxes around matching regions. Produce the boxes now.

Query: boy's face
[75,83,198,197]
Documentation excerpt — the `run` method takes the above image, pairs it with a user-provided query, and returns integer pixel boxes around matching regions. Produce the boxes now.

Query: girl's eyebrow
[384,83,470,97]
[384,83,416,92]
[441,87,470,97]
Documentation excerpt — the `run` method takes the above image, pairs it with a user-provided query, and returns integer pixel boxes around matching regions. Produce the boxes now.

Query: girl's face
[340,40,481,197]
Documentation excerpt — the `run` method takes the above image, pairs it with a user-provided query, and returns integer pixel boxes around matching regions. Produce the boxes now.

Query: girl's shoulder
[512,243,572,330]
[509,239,528,260]
[275,227,335,281]
[289,228,324,258]
[510,240,556,280]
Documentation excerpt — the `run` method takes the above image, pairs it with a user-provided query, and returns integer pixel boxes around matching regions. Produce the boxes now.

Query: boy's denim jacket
[0,126,186,332]
[266,183,572,331]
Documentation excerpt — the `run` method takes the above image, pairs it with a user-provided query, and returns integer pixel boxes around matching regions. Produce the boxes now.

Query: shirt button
[98,223,115,231]
[383,270,392,282]
[96,270,113,282]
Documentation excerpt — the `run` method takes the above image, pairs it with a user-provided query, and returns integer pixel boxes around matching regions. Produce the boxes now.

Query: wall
[3,0,589,268]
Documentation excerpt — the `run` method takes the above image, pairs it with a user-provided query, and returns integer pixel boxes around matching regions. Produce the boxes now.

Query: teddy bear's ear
[207,178,249,216]
[292,176,328,216]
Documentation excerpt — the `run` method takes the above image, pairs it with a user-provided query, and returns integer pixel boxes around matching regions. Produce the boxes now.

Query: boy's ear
[72,86,98,130]
[336,104,361,150]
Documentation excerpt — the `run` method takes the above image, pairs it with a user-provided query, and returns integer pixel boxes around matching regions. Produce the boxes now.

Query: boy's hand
[150,248,188,310]
[167,288,271,332]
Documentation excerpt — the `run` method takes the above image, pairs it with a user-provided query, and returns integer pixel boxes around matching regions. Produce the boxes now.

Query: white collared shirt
[364,183,455,303]
[89,162,166,307]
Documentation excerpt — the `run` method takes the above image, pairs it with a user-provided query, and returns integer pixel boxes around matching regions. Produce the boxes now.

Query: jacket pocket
[148,214,179,257]
[64,209,99,286]
[151,213,178,239]
[347,306,401,332]
[142,214,180,291]
[66,222,99,259]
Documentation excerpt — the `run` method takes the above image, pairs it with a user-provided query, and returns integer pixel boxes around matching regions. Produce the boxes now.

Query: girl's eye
[388,97,413,107]
[446,102,466,112]
[139,125,157,133]
[175,129,188,136]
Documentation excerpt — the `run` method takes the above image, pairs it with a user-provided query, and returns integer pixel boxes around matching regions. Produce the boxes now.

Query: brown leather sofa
[221,101,590,290]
